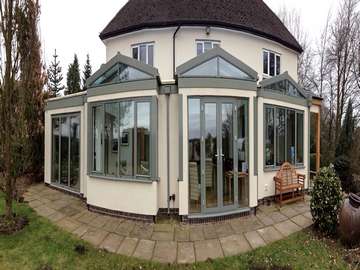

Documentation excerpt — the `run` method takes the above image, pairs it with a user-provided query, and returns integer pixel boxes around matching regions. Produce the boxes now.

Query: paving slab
[194,239,223,262]
[58,206,80,217]
[153,241,177,263]
[189,226,205,241]
[174,227,190,242]
[215,222,234,238]
[47,211,66,223]
[177,242,195,264]
[257,226,284,244]
[244,231,266,249]
[303,211,313,220]
[256,213,275,226]
[28,200,43,208]
[77,212,98,225]
[151,231,174,241]
[117,237,138,256]
[220,234,252,256]
[154,223,174,232]
[291,214,313,228]
[73,224,90,238]
[103,218,122,233]
[131,223,153,239]
[99,233,124,253]
[115,220,135,236]
[280,206,300,218]
[81,228,109,247]
[269,211,288,223]
[91,215,110,229]
[274,220,302,237]
[34,205,56,218]
[56,217,81,233]
[203,224,218,239]
[133,239,155,260]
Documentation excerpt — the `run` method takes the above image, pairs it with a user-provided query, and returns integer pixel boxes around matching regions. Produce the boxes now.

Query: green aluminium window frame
[87,96,158,183]
[263,104,305,170]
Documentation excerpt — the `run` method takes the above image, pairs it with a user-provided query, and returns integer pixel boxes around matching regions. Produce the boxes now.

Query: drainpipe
[173,25,181,79]
[167,26,181,215]
[166,92,170,215]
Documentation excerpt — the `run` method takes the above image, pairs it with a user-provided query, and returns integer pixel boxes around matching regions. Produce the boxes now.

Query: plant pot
[339,193,360,246]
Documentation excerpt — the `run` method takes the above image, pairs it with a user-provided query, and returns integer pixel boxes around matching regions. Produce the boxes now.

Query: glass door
[188,97,249,215]
[51,113,81,192]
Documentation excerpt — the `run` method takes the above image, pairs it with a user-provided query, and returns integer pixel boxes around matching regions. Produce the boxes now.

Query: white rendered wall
[104,26,299,82]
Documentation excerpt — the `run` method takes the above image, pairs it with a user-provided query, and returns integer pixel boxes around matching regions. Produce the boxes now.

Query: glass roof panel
[265,79,303,98]
[218,57,251,79]
[182,57,218,77]
[91,63,152,87]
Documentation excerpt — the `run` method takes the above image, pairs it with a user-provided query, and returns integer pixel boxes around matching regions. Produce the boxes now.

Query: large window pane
[204,103,217,208]
[269,52,275,76]
[276,55,281,75]
[93,106,103,172]
[139,45,147,63]
[287,110,296,164]
[120,101,134,176]
[148,45,154,66]
[222,103,234,206]
[136,102,150,176]
[265,107,275,166]
[276,108,286,166]
[297,113,304,164]
[51,118,60,183]
[188,99,201,213]
[104,103,119,176]
[263,51,269,74]
[196,43,203,56]
[60,117,69,186]
[70,115,80,190]
[238,101,249,207]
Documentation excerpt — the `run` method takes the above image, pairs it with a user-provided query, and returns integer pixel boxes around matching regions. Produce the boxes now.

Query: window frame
[196,40,221,55]
[263,49,281,78]
[263,104,304,170]
[131,42,155,66]
[88,96,158,183]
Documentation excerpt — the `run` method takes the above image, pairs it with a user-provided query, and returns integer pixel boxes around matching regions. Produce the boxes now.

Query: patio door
[51,113,81,192]
[199,98,248,213]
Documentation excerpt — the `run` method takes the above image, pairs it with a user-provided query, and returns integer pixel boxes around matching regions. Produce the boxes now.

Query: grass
[0,193,350,270]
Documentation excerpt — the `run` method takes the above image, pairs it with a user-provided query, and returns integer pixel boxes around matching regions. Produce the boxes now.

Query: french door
[51,113,81,192]
[199,98,249,214]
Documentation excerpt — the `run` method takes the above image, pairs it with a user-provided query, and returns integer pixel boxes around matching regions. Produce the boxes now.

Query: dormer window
[132,42,154,66]
[263,50,281,77]
[196,40,220,55]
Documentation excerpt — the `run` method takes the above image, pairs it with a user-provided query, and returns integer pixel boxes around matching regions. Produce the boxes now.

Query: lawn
[0,193,350,270]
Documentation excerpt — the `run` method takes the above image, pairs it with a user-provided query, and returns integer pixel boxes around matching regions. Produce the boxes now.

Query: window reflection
[119,102,134,176]
[137,102,150,176]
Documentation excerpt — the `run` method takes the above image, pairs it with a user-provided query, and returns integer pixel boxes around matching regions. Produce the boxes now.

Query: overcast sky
[40,0,338,79]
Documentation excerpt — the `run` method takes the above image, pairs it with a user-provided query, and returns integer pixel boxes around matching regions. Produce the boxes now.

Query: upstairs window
[132,43,154,66]
[263,50,281,77]
[196,40,220,55]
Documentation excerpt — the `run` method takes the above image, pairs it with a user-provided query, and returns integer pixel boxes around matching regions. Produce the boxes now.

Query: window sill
[88,173,158,183]
[264,165,305,172]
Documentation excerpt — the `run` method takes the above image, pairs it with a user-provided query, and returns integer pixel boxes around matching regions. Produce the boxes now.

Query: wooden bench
[274,162,305,207]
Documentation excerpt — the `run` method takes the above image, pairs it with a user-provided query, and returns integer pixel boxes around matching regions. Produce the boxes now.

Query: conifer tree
[47,49,64,97]
[66,54,81,94]
[82,54,92,90]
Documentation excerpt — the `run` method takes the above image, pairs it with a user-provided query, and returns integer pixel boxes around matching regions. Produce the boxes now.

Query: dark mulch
[0,214,28,235]
[249,265,292,270]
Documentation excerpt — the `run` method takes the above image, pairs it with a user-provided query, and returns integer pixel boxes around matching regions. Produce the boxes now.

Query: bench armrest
[297,173,305,186]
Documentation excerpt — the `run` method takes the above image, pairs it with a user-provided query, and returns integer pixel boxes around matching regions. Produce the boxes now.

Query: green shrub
[310,166,343,235]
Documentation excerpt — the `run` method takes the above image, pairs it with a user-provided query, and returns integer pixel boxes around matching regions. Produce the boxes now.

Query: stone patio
[24,184,313,264]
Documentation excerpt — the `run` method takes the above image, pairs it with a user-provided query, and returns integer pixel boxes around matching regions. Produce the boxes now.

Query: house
[44,0,322,222]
